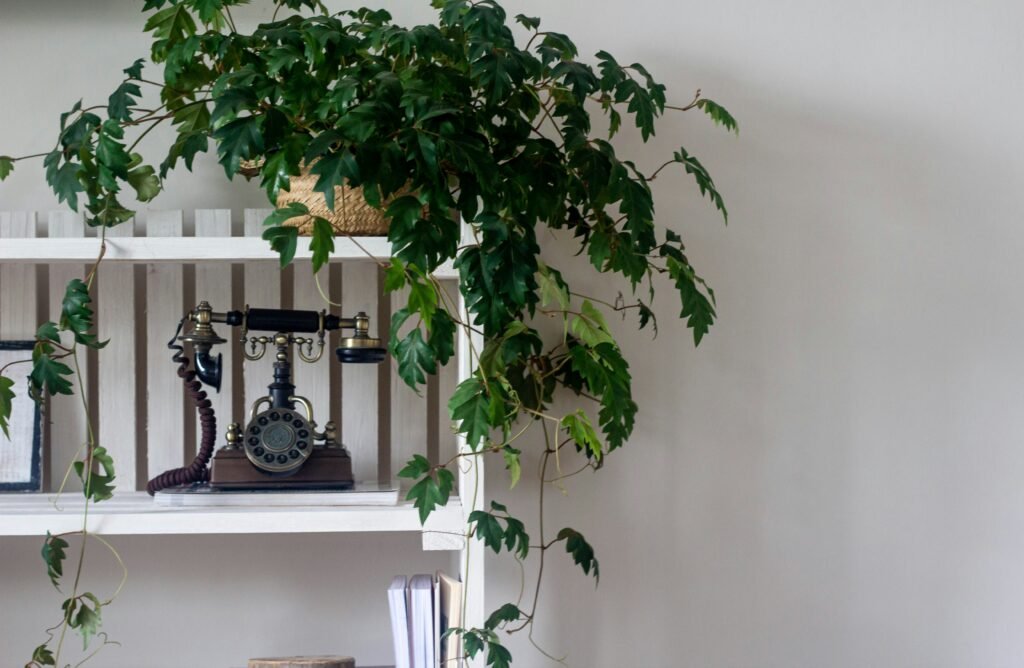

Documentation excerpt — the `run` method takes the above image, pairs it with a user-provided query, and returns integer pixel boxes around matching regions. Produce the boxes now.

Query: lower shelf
[0,491,466,550]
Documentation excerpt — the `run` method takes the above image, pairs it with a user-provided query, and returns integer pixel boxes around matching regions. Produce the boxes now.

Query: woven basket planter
[276,167,390,236]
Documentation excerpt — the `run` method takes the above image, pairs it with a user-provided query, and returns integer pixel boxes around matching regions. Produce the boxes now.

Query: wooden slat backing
[0,209,464,495]
[96,219,137,491]
[242,209,280,417]
[194,210,234,451]
[145,211,185,481]
[41,213,86,492]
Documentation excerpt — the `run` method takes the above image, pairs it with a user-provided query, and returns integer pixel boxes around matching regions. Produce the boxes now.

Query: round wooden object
[248,657,355,668]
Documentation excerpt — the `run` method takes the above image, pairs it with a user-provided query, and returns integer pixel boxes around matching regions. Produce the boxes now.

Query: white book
[437,571,463,667]
[433,574,441,668]
[388,576,412,668]
[153,480,399,507]
[409,573,436,668]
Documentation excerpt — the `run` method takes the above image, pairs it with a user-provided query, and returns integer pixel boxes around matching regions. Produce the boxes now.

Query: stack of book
[388,572,462,668]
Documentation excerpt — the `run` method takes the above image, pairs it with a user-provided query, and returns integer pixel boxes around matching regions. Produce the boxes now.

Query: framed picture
[0,341,43,491]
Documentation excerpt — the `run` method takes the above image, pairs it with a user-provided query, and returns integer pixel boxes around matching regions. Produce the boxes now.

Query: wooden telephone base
[210,446,354,490]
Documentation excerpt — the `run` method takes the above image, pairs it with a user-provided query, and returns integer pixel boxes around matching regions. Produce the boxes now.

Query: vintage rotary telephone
[146,301,385,494]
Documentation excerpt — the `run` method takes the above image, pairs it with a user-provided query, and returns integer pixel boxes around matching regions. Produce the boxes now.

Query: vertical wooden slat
[145,211,184,481]
[45,213,89,492]
[96,219,137,491]
[341,262,379,482]
[243,210,279,412]
[389,285,427,480]
[291,261,332,438]
[328,264,343,440]
[0,213,42,488]
[194,210,234,448]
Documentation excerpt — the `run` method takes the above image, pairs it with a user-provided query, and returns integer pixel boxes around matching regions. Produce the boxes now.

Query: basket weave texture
[275,168,390,237]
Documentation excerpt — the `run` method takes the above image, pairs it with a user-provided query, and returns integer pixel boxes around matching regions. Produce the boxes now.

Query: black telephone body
[146,301,385,494]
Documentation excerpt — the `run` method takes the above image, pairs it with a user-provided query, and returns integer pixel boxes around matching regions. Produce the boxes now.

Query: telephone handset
[146,301,385,494]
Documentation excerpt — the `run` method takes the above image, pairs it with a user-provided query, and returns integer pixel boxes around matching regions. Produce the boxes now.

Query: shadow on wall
[485,59,1024,667]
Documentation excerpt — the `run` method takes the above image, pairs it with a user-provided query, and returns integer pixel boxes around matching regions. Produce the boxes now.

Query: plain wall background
[3,1,1024,666]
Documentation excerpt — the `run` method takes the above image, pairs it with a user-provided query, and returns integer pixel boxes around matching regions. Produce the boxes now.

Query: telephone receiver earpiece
[336,336,387,364]
[193,348,223,391]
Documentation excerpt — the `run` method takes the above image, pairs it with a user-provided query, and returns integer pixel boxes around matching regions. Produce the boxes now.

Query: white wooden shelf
[0,492,465,550]
[0,236,458,277]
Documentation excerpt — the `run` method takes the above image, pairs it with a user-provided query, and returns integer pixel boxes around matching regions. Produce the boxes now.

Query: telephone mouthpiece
[336,337,386,364]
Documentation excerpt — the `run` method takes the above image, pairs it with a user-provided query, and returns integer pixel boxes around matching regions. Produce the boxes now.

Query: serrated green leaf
[0,156,13,181]
[448,377,491,450]
[107,81,141,122]
[262,225,299,268]
[673,146,728,223]
[392,326,435,389]
[666,257,716,346]
[398,453,431,479]
[428,308,456,368]
[485,603,522,631]
[41,531,69,590]
[570,300,614,348]
[384,259,407,293]
[72,594,102,649]
[143,4,197,43]
[309,216,334,274]
[697,98,739,134]
[31,643,55,666]
[30,354,74,397]
[561,410,603,460]
[60,279,107,349]
[0,375,14,439]
[468,510,503,553]
[73,445,116,503]
[126,159,161,202]
[123,58,145,80]
[406,465,453,524]
[558,527,600,583]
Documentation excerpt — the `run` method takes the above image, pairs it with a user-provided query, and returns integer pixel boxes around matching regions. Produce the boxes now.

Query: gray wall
[3,1,1024,666]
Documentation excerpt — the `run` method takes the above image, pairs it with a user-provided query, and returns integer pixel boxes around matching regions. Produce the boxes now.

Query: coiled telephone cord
[146,319,217,495]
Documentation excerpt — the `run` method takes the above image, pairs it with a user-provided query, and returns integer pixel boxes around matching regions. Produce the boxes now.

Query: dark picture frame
[0,341,43,491]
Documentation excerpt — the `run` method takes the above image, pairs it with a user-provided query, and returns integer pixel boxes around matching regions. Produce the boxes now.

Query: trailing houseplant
[0,0,736,665]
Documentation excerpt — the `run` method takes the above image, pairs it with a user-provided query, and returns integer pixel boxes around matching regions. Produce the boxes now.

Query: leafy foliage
[468,500,530,558]
[74,446,116,503]
[398,454,455,523]
[558,528,600,583]
[41,532,69,590]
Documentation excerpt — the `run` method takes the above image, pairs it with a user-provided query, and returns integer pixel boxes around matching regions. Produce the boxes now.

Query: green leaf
[72,593,102,649]
[697,98,739,134]
[0,375,13,439]
[392,326,436,389]
[536,260,569,311]
[428,309,456,368]
[143,4,197,42]
[561,410,604,460]
[262,225,299,268]
[558,528,600,583]
[406,465,454,524]
[0,156,13,181]
[213,115,264,177]
[485,603,522,631]
[44,151,83,211]
[126,162,161,202]
[309,216,335,274]
[31,643,55,666]
[448,377,491,451]
[397,453,432,479]
[30,354,74,397]
[60,279,108,349]
[107,81,141,122]
[41,531,69,590]
[570,300,614,348]
[123,58,145,80]
[487,640,513,668]
[73,445,116,503]
[673,146,728,223]
[667,257,716,346]
[501,445,521,489]
[468,510,504,553]
[263,202,309,228]
[384,259,407,293]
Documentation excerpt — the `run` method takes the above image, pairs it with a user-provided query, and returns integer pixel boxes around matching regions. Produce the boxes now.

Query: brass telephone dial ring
[243,407,313,475]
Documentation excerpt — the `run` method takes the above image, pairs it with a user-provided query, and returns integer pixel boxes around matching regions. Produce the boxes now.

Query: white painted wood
[243,210,280,413]
[95,219,137,491]
[0,491,464,540]
[145,211,185,481]
[290,260,333,438]
[341,262,379,482]
[194,210,234,451]
[43,214,90,494]
[389,285,428,481]
[0,212,39,337]
[0,237,455,276]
